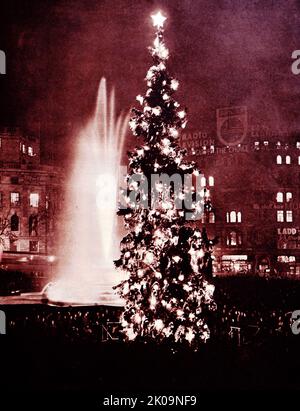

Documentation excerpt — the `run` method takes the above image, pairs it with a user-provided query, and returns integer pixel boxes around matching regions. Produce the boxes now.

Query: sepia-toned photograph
[0,0,300,405]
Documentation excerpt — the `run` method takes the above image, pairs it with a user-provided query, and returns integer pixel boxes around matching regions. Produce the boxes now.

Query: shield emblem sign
[216,106,248,147]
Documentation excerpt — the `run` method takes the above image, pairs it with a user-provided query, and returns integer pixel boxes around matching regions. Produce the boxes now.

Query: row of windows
[192,141,300,155]
[276,155,300,165]
[200,176,214,187]
[204,210,295,224]
[226,231,242,246]
[276,192,292,203]
[9,239,39,253]
[226,211,242,223]
[277,210,293,223]
[200,211,242,224]
[19,143,34,157]
[9,212,39,235]
[256,141,300,149]
[0,192,40,207]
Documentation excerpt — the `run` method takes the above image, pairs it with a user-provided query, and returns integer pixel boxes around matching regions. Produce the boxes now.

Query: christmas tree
[115,11,216,350]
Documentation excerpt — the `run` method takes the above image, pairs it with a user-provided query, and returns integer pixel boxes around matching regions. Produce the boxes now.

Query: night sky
[0,0,299,163]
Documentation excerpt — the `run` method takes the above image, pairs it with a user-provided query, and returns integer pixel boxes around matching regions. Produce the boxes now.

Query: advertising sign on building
[216,106,248,147]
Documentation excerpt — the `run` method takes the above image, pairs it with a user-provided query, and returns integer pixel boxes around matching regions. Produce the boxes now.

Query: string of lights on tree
[115,11,217,350]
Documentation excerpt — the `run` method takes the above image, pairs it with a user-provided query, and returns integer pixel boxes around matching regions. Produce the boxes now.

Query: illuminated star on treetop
[151,11,167,29]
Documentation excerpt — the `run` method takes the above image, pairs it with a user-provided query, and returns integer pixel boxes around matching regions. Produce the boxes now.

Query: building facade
[181,109,300,277]
[0,127,61,257]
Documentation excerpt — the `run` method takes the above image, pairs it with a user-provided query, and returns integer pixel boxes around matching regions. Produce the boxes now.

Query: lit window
[297,142,300,149]
[227,211,242,223]
[200,176,206,187]
[254,141,259,147]
[276,141,281,148]
[230,211,236,223]
[226,231,242,247]
[10,192,20,206]
[276,155,282,164]
[277,210,284,222]
[264,141,269,146]
[276,192,283,203]
[29,193,39,208]
[228,231,237,246]
[28,146,34,156]
[286,210,293,222]
[22,144,26,154]
[286,192,292,202]
[208,176,214,187]
[298,155,300,165]
[209,212,215,223]
[286,155,291,164]
[277,255,296,263]
[210,145,215,153]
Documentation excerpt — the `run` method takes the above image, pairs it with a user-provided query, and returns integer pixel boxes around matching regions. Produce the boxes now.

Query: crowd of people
[2,276,299,346]
[7,305,122,343]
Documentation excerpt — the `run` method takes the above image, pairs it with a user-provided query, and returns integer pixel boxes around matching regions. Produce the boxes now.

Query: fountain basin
[44,281,124,307]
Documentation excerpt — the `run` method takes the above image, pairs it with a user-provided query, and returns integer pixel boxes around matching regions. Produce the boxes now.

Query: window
[286,210,293,222]
[28,146,34,156]
[286,192,292,202]
[227,211,242,223]
[277,210,284,222]
[29,240,39,253]
[227,231,237,246]
[200,176,206,187]
[286,155,291,164]
[277,256,296,263]
[276,155,282,164]
[230,211,236,223]
[30,193,39,208]
[263,141,269,146]
[208,176,214,187]
[29,214,38,236]
[298,156,300,165]
[22,144,26,154]
[210,145,215,153]
[254,141,259,150]
[226,231,242,247]
[10,213,19,231]
[276,192,283,203]
[209,212,215,223]
[276,141,281,148]
[10,192,20,206]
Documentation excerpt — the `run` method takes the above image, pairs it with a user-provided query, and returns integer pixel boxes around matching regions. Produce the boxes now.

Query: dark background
[0,0,299,163]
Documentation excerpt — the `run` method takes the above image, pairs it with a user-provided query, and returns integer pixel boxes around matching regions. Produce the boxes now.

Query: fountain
[46,78,128,306]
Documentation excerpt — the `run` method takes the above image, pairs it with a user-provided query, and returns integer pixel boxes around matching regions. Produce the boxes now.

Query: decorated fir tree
[115,12,217,350]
